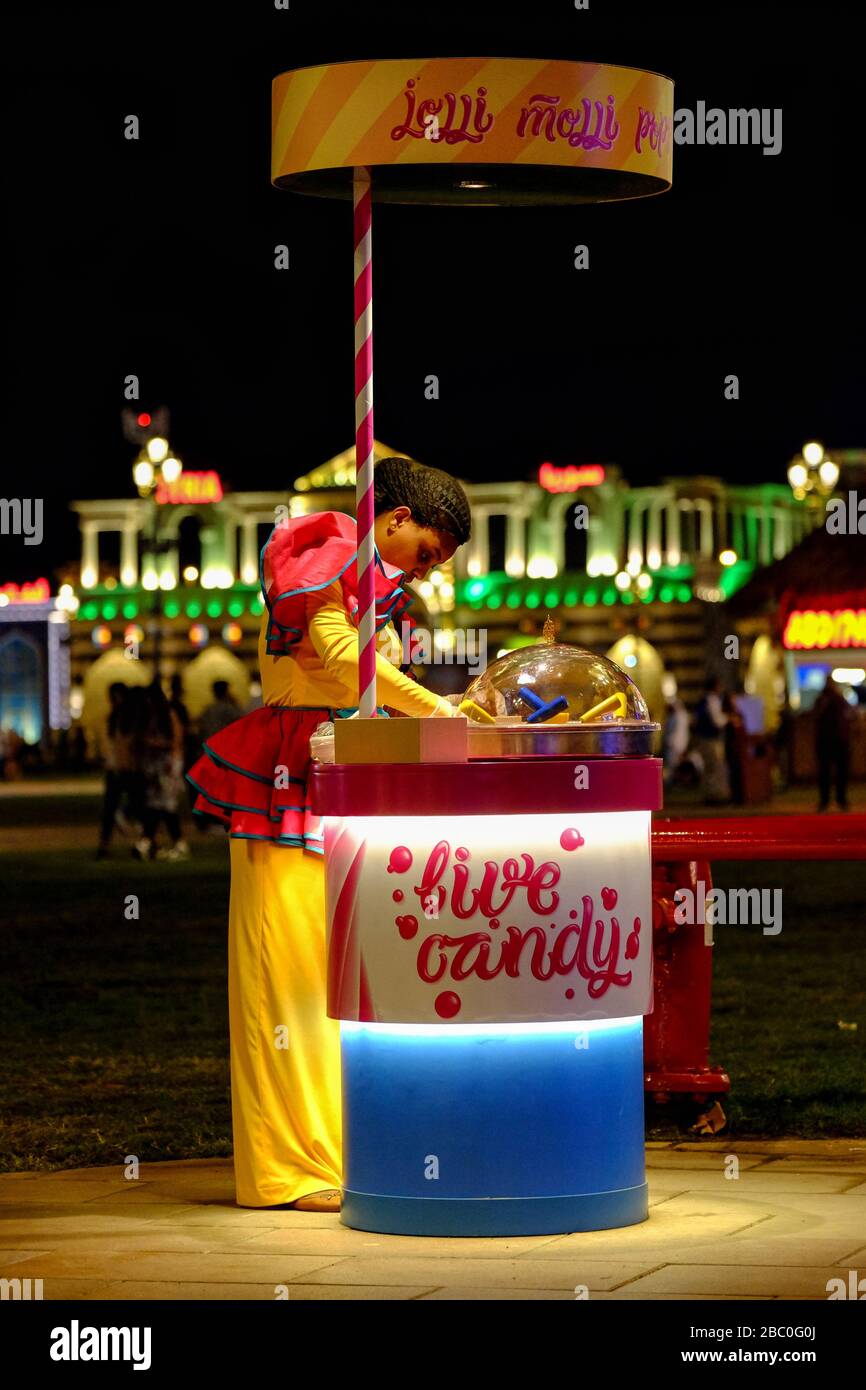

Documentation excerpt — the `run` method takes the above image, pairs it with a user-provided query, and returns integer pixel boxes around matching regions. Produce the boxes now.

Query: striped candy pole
[353,165,377,718]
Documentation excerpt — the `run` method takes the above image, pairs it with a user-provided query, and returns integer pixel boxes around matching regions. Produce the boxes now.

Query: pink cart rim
[310,756,663,816]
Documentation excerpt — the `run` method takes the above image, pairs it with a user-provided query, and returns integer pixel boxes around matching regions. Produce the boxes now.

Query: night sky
[4,0,863,582]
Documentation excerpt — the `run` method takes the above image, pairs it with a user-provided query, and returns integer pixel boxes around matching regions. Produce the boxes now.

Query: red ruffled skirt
[186,706,336,852]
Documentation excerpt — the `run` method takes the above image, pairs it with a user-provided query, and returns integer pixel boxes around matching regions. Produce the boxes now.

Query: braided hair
[373,456,471,545]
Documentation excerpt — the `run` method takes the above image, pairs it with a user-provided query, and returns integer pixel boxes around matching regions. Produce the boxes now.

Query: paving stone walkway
[2,1141,865,1300]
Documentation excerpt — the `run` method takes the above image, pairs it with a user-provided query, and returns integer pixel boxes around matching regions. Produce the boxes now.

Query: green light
[526,592,541,609]
[164,600,180,618]
[621,592,634,605]
[101,602,117,620]
[186,601,202,618]
[640,590,653,604]
[250,597,264,614]
[122,601,137,619]
[677,585,692,602]
[506,592,521,609]
[719,561,754,598]
[564,590,577,606]
[228,599,244,617]
[659,586,674,603]
[82,602,98,620]
[544,590,560,608]
[584,589,597,606]
[487,594,501,609]
[656,564,691,579]
[466,579,486,599]
[206,600,223,618]
[602,590,616,606]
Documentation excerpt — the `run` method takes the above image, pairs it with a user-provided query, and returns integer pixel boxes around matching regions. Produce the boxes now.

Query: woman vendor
[187,456,472,1211]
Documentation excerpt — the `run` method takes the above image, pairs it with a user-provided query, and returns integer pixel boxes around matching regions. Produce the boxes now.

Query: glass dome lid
[462,637,652,727]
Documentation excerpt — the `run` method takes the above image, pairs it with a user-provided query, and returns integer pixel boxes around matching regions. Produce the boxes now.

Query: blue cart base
[342,1183,648,1237]
[340,1016,647,1238]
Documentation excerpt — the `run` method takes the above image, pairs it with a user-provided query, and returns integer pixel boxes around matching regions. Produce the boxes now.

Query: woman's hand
[433,697,465,718]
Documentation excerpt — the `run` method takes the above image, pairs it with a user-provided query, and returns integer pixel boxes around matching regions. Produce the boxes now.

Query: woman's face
[375,507,458,581]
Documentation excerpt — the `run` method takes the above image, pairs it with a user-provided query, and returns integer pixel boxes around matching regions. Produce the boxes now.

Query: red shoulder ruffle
[262,510,413,656]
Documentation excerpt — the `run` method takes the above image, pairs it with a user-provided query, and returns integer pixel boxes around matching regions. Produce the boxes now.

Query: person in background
[773,698,794,790]
[96,685,149,855]
[68,724,87,771]
[722,689,745,805]
[95,683,126,858]
[169,673,192,755]
[193,680,241,835]
[199,680,240,745]
[134,682,190,861]
[814,675,852,812]
[5,728,25,778]
[662,694,690,786]
[169,672,198,815]
[120,686,149,832]
[694,675,730,804]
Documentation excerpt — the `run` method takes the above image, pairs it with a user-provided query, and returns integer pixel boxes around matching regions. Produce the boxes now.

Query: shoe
[157,841,191,862]
[289,1189,341,1212]
[132,837,154,860]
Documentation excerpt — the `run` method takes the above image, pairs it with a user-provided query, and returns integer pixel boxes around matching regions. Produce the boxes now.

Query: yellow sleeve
[306,582,451,717]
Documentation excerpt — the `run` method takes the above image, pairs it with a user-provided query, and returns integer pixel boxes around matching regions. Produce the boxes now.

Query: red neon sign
[783,608,866,650]
[156,470,224,505]
[538,462,606,494]
[0,578,51,604]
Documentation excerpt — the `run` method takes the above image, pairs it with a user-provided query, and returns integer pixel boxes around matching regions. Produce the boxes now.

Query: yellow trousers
[228,839,342,1206]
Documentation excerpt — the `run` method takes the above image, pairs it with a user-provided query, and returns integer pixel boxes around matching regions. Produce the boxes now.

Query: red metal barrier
[652,813,866,861]
[645,814,866,1124]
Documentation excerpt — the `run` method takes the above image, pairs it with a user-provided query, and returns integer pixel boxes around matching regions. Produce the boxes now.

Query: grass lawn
[0,833,233,1173]
[706,858,866,1138]
[1,798,864,1170]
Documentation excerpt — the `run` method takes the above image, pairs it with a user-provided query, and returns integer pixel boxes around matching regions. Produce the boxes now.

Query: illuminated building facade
[0,580,71,747]
[730,521,866,779]
[56,445,816,748]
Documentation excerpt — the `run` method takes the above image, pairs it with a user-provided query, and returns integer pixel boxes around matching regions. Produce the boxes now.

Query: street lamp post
[132,437,183,683]
[786,440,840,508]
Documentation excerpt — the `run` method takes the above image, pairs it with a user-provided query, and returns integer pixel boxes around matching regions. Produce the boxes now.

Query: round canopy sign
[272,56,673,205]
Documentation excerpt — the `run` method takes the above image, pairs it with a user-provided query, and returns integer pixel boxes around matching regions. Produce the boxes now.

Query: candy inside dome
[462,641,651,725]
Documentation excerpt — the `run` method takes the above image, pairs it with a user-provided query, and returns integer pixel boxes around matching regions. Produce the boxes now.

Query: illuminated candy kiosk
[310,625,662,1237]
[275,55,672,1235]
